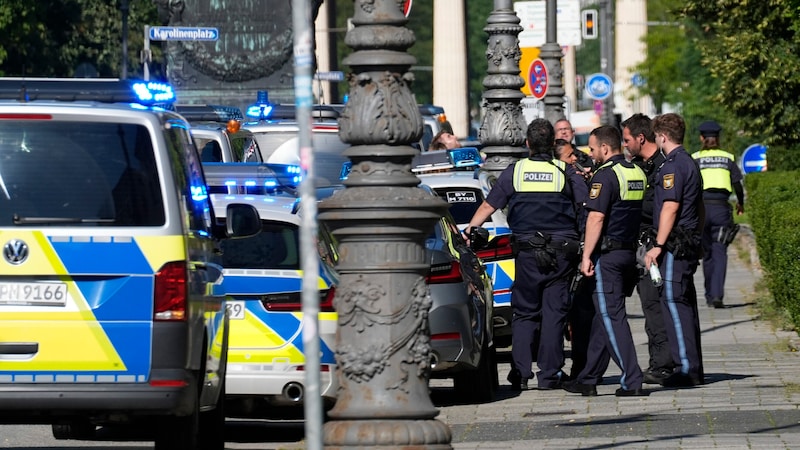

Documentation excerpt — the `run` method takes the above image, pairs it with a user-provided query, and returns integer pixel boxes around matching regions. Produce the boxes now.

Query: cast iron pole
[319,0,451,448]
[541,0,565,124]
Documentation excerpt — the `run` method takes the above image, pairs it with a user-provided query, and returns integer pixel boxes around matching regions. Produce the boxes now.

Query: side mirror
[468,226,491,251]
[224,203,261,238]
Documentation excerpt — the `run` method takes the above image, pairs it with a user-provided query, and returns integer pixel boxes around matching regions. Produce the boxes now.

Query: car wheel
[453,340,497,403]
[198,380,226,450]
[52,420,96,440]
[154,400,199,450]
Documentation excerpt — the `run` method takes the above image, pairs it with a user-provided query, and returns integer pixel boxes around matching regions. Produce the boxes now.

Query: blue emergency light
[203,162,302,195]
[0,78,176,106]
[448,147,482,168]
[246,90,273,119]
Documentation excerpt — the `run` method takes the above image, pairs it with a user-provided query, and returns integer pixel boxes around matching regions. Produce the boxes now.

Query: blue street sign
[149,26,219,41]
[741,143,767,174]
[314,71,345,82]
[585,73,613,101]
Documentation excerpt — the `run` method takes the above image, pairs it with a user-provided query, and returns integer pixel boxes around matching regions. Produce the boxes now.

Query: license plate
[446,191,477,203]
[226,301,246,320]
[0,282,68,306]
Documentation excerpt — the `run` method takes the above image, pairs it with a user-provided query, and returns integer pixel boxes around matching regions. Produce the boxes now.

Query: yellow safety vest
[692,149,734,192]
[512,159,566,193]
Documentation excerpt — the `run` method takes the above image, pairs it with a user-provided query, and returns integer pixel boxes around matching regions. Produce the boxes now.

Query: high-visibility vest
[508,158,576,234]
[692,149,734,192]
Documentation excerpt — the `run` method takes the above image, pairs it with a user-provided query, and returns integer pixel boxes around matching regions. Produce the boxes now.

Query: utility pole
[600,0,616,126]
[541,0,565,124]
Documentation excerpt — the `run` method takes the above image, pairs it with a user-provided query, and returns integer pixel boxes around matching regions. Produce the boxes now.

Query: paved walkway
[435,226,800,449]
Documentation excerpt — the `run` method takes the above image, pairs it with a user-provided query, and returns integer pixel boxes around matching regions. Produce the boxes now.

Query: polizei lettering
[627,180,645,190]
[523,172,553,182]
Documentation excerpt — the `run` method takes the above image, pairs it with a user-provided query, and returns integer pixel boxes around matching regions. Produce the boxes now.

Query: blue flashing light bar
[411,147,482,174]
[448,147,482,168]
[246,90,273,119]
[203,162,302,195]
[340,161,352,180]
[0,78,176,106]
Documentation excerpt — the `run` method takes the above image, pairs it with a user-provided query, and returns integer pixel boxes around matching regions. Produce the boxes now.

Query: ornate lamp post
[319,1,451,448]
[479,0,528,177]
[541,0,565,124]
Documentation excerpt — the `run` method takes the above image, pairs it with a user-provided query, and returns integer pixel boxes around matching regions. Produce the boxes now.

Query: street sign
[403,0,413,17]
[515,0,582,47]
[149,26,219,41]
[529,59,548,100]
[585,73,612,101]
[314,71,345,82]
[741,143,767,174]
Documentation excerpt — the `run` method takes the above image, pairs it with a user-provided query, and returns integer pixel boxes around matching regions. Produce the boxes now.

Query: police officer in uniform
[562,125,647,397]
[622,113,674,385]
[465,118,585,391]
[645,113,705,387]
[692,120,745,308]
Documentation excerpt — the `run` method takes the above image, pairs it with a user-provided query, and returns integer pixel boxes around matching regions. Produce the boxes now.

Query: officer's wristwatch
[653,242,665,249]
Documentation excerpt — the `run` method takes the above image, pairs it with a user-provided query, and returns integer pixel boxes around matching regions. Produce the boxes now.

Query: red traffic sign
[403,0,412,17]
[529,59,548,100]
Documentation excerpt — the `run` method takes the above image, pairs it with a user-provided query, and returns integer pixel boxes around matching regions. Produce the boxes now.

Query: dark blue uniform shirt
[584,154,643,243]
[652,146,702,232]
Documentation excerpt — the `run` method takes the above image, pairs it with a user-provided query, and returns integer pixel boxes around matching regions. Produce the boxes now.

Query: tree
[682,0,800,147]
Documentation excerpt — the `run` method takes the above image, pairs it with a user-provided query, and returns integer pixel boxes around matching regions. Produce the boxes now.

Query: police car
[176,104,263,163]
[0,78,262,449]
[412,148,515,347]
[204,164,339,417]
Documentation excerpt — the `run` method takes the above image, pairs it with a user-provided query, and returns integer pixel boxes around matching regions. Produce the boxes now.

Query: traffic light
[582,9,598,40]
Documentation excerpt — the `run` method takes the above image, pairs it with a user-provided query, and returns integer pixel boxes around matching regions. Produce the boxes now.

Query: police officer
[645,113,705,387]
[465,118,585,391]
[692,120,745,309]
[621,113,674,385]
[562,125,647,397]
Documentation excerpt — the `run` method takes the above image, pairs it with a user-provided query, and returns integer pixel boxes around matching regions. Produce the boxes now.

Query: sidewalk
[435,227,800,449]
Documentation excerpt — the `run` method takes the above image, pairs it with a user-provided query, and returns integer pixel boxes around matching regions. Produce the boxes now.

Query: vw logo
[4,239,29,265]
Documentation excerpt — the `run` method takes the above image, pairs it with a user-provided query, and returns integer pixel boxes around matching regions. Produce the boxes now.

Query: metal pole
[541,0,565,124]
[600,0,616,126]
[319,0,451,448]
[292,0,322,448]
[120,0,129,79]
[479,0,528,178]
[142,26,151,81]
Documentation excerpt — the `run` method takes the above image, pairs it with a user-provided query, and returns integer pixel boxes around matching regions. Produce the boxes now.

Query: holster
[667,226,701,259]
[516,232,558,271]
[716,224,740,245]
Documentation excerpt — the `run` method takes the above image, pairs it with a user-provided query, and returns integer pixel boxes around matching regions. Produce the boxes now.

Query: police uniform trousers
[511,248,573,388]
[701,201,733,303]
[568,279,610,379]
[576,249,643,390]
[660,251,704,380]
[636,275,673,372]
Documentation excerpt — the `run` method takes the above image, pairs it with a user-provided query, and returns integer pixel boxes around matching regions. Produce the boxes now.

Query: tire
[453,340,497,403]
[198,380,226,450]
[52,420,96,440]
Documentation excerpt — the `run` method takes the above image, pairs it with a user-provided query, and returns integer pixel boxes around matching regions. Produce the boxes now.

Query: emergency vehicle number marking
[446,191,477,203]
[226,301,246,320]
[0,282,68,306]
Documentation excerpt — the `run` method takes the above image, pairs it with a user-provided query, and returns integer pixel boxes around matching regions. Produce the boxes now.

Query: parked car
[421,186,498,403]
[206,168,340,418]
[414,148,515,348]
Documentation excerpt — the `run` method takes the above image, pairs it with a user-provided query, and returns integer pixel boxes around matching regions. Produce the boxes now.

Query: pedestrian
[429,129,460,150]
[555,117,594,171]
[692,120,745,309]
[562,125,647,397]
[464,118,584,391]
[644,113,705,387]
[621,113,674,385]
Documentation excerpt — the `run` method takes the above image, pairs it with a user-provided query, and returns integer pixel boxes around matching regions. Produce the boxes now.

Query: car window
[0,121,164,226]
[251,130,350,186]
[220,221,300,269]
[432,187,485,225]
[231,132,261,162]
[164,121,214,232]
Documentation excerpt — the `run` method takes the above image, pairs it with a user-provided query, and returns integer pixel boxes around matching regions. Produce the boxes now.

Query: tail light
[426,261,462,284]
[430,332,460,341]
[475,235,514,262]
[261,287,336,312]
[154,261,187,321]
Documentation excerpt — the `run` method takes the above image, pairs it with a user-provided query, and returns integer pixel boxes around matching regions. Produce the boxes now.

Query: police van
[0,78,261,449]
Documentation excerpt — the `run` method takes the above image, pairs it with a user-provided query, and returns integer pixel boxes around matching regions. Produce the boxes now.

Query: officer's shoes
[562,380,597,396]
[643,368,673,385]
[708,297,724,308]
[615,387,649,397]
[662,372,703,388]
[507,370,530,391]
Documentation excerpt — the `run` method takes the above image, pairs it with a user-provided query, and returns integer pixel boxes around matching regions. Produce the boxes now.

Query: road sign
[149,26,219,41]
[403,0,413,17]
[314,71,345,82]
[585,73,612,101]
[515,0,582,47]
[529,59,548,100]
[741,143,767,174]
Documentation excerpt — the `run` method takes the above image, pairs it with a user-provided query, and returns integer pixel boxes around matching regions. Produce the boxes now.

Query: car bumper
[225,364,337,402]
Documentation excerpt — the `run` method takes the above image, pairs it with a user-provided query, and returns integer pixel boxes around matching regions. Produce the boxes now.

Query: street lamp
[120,0,129,79]
[318,0,451,448]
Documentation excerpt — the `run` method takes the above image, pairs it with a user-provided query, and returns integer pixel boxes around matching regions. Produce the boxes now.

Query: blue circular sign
[585,73,613,101]
[741,143,767,174]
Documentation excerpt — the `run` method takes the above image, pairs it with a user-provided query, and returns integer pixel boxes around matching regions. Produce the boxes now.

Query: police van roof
[0,78,175,106]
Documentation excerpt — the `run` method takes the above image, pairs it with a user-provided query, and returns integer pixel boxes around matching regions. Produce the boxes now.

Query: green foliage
[746,171,800,329]
[763,145,800,172]
[682,0,800,147]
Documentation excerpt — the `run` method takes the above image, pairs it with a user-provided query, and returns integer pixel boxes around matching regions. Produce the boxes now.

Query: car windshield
[432,187,485,225]
[250,130,350,186]
[220,221,300,270]
[0,121,164,226]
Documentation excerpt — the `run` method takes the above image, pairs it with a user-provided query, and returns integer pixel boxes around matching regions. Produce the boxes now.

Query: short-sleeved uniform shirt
[632,150,667,228]
[652,146,702,232]
[584,154,644,242]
